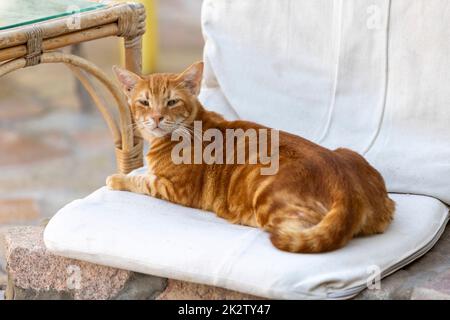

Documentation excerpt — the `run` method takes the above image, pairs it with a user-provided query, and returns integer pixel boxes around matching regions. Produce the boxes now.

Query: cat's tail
[269,199,360,253]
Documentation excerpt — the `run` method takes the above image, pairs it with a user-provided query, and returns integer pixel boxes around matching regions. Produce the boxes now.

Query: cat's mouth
[149,127,169,137]
[137,118,190,139]
[138,121,174,138]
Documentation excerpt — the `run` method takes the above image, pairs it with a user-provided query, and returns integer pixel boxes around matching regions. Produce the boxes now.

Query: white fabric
[200,0,450,204]
[44,174,449,299]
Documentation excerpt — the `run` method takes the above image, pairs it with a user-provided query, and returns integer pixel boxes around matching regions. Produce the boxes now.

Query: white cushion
[44,167,449,299]
[201,0,450,204]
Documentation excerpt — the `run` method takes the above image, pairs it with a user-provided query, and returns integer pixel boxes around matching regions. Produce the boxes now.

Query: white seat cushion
[44,167,449,299]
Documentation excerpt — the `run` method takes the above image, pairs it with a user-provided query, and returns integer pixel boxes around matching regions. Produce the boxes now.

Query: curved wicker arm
[0,52,143,174]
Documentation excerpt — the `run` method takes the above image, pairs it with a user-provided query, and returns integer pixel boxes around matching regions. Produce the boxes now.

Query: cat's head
[113,62,203,138]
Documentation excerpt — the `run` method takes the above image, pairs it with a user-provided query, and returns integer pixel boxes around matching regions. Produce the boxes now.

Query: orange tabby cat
[107,61,395,253]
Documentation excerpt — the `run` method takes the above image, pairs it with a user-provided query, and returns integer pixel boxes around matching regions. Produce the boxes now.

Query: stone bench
[1,226,450,300]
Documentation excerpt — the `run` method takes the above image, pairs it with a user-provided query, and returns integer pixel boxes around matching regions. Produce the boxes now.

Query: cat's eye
[167,99,178,107]
[138,99,149,106]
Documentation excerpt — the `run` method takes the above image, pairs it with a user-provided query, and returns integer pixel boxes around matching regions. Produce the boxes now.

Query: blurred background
[0,0,203,287]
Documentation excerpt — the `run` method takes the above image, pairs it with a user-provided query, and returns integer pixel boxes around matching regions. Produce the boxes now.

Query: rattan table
[0,0,146,174]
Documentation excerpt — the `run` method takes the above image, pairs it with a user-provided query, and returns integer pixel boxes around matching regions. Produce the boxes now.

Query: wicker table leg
[117,2,147,170]
[0,52,144,174]
[70,43,95,113]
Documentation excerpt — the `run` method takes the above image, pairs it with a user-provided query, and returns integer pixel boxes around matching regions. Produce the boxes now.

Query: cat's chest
[146,147,180,175]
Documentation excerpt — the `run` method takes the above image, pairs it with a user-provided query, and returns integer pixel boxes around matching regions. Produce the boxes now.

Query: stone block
[410,269,450,300]
[157,279,261,300]
[411,287,450,300]
[3,226,166,300]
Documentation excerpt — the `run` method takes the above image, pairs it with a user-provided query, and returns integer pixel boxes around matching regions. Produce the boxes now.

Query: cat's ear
[112,65,142,94]
[177,61,203,96]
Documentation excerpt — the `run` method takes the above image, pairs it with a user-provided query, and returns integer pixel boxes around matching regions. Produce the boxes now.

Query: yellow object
[120,0,158,73]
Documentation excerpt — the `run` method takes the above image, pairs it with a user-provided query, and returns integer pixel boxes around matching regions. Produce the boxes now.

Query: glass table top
[0,0,105,31]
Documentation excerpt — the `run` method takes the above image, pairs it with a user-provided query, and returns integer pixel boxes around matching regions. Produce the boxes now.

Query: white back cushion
[200,0,450,204]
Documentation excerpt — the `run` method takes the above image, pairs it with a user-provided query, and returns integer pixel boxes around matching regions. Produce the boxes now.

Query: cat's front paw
[106,174,127,191]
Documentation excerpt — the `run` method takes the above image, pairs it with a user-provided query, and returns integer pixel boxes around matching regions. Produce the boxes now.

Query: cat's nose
[152,115,164,126]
